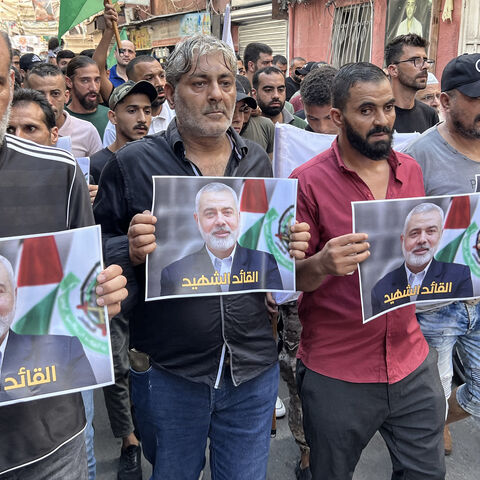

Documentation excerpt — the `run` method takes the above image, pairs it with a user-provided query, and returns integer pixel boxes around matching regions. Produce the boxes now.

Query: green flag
[107,28,128,69]
[58,0,119,39]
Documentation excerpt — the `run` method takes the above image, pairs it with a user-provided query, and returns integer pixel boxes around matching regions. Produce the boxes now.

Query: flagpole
[104,0,122,47]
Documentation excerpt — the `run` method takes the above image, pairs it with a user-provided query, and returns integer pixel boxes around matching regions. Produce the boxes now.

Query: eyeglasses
[419,93,441,102]
[394,57,435,68]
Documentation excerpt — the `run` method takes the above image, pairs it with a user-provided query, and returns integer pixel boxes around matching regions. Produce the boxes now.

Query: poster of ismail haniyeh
[0,226,114,407]
[353,193,480,323]
[146,176,297,301]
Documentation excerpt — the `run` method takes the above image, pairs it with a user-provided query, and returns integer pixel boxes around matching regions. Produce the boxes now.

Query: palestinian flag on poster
[11,227,112,384]
[238,179,296,284]
[436,195,480,292]
[435,196,471,263]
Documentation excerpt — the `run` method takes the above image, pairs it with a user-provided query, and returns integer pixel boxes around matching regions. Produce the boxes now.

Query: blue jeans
[82,390,96,480]
[417,301,480,417]
[131,363,279,480]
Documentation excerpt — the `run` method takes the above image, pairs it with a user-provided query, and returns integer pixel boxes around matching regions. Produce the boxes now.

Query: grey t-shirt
[405,124,480,196]
[405,124,480,312]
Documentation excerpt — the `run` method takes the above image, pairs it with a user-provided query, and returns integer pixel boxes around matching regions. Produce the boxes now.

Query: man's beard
[152,86,166,108]
[451,109,480,140]
[200,225,238,254]
[398,69,428,91]
[257,98,283,117]
[0,308,15,339]
[78,91,99,111]
[345,119,392,160]
[402,242,436,270]
[0,104,11,144]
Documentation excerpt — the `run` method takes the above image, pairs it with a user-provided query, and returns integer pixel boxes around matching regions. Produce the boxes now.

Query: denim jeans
[417,301,480,417]
[131,363,278,480]
[82,390,96,480]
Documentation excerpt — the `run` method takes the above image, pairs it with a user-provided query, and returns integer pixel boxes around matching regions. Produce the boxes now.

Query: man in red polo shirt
[291,62,445,480]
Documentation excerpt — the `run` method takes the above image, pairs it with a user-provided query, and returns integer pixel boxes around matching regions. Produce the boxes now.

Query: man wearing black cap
[19,52,43,81]
[90,80,157,183]
[405,53,480,455]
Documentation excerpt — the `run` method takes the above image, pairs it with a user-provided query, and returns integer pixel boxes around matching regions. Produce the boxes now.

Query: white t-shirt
[58,111,103,158]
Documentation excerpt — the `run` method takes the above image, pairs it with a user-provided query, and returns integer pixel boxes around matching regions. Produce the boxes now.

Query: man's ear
[164,83,175,110]
[439,92,451,112]
[108,109,117,125]
[330,108,343,129]
[50,126,59,145]
[387,64,398,79]
[65,75,73,89]
[247,61,255,73]
[251,88,257,99]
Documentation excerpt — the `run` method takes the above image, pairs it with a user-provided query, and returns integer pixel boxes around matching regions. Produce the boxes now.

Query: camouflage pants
[278,302,309,454]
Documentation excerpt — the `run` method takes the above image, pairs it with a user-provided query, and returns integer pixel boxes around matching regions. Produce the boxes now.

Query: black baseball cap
[296,61,320,76]
[19,53,43,72]
[109,80,158,110]
[236,80,257,109]
[441,53,480,98]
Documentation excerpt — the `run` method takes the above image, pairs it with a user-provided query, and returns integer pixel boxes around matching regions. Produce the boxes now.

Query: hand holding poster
[0,226,113,406]
[353,193,480,323]
[146,177,297,300]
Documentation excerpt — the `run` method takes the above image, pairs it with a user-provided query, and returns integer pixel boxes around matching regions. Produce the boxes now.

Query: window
[329,2,373,67]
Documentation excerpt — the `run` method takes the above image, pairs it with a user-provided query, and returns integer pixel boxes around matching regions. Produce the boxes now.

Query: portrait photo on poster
[146,176,297,301]
[0,226,114,407]
[385,0,433,45]
[353,193,480,323]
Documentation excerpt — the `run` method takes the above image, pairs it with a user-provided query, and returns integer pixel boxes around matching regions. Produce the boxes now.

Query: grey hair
[403,203,444,236]
[195,182,239,214]
[0,255,16,292]
[165,34,236,88]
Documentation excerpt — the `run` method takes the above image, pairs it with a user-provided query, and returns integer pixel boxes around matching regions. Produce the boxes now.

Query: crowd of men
[0,3,479,480]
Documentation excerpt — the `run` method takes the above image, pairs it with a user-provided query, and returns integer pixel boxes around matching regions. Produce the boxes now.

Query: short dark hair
[79,49,95,58]
[244,43,272,67]
[0,31,13,65]
[28,63,63,81]
[273,55,287,66]
[66,55,97,78]
[252,66,284,90]
[56,50,75,61]
[12,48,20,58]
[12,88,56,130]
[332,62,388,111]
[384,34,429,67]
[290,56,306,68]
[126,55,157,80]
[300,66,338,107]
[48,37,61,51]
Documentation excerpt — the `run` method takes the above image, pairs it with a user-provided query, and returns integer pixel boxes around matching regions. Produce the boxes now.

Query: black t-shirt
[90,147,115,184]
[286,77,301,101]
[393,100,439,133]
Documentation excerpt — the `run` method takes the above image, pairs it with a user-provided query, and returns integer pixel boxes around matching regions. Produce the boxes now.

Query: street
[94,379,480,480]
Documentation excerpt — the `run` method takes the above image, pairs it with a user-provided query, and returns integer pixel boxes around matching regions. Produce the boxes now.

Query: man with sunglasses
[109,39,136,88]
[385,34,439,133]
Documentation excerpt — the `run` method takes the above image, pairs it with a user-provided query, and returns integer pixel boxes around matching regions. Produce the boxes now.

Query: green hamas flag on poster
[58,0,119,39]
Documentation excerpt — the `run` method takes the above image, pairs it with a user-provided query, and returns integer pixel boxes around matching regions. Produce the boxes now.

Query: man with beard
[26,63,102,158]
[291,62,445,479]
[253,66,306,129]
[94,34,310,478]
[160,182,283,296]
[405,52,480,455]
[65,56,109,139]
[385,34,438,133]
[286,57,306,101]
[371,203,473,315]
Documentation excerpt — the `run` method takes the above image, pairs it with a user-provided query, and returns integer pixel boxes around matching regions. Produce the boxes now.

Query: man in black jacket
[94,34,309,480]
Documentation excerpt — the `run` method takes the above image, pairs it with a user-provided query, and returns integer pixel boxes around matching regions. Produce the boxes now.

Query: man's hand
[103,1,118,30]
[96,264,127,319]
[317,233,370,276]
[296,233,370,292]
[265,292,278,315]
[88,184,98,205]
[289,222,311,259]
[128,210,157,266]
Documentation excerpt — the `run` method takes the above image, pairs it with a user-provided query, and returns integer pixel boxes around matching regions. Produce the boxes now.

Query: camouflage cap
[109,80,158,110]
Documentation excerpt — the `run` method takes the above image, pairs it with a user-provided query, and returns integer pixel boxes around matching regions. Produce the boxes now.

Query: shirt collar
[405,259,433,284]
[332,137,404,183]
[205,243,237,267]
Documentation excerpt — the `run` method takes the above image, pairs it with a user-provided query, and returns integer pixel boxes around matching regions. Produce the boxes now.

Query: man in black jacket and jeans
[94,34,309,480]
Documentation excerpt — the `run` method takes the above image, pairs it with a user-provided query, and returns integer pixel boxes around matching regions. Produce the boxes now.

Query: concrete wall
[289,0,462,79]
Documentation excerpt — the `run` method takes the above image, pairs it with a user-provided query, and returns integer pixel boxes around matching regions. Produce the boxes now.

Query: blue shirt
[109,64,125,88]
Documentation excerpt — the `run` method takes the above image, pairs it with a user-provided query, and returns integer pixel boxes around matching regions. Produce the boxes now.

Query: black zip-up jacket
[94,120,278,386]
